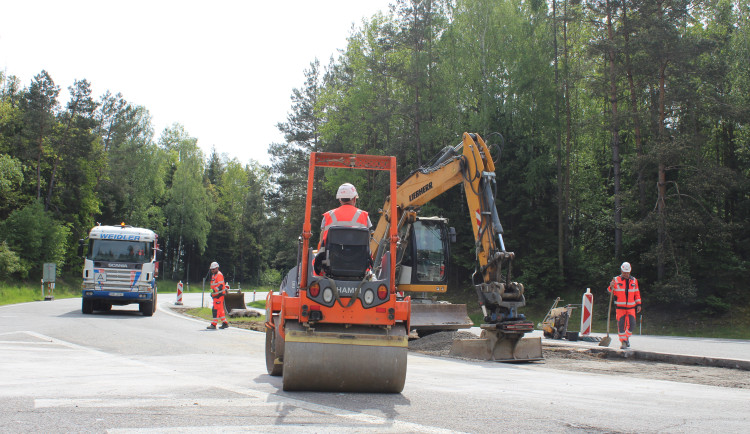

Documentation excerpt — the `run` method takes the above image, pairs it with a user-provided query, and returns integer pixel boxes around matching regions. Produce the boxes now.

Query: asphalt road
[1,294,749,433]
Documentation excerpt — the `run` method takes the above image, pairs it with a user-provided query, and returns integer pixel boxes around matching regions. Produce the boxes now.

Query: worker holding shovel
[607,262,642,349]
[207,262,229,330]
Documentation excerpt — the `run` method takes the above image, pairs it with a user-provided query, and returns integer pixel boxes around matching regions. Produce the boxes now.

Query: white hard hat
[336,183,358,200]
[210,261,219,269]
[620,262,632,273]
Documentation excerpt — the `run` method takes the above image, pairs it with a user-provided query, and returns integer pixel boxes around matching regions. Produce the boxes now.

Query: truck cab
[80,224,161,316]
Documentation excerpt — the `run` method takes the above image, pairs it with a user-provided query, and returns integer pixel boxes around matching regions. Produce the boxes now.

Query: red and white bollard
[580,287,593,336]
[175,281,184,306]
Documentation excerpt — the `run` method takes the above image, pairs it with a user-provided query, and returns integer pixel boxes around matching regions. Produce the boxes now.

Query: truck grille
[92,268,144,291]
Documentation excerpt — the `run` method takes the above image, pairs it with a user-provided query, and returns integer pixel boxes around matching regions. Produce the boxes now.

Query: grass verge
[0,280,80,305]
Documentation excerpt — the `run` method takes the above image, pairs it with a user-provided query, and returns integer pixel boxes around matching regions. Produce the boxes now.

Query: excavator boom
[371,132,542,361]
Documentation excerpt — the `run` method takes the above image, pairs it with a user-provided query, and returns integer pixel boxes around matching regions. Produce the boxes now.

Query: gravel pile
[408,331,477,356]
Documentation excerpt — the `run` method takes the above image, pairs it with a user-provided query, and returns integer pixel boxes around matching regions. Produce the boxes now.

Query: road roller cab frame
[265,152,411,392]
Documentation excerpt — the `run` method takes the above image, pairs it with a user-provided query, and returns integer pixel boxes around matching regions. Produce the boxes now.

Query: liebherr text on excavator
[370,132,542,361]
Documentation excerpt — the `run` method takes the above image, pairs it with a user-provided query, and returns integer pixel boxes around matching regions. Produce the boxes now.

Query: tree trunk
[553,0,564,277]
[623,3,646,215]
[563,0,573,275]
[36,137,43,200]
[607,0,622,260]
[45,156,59,212]
[657,60,668,280]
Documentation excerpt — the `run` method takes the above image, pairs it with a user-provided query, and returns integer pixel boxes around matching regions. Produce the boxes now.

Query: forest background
[1,0,749,328]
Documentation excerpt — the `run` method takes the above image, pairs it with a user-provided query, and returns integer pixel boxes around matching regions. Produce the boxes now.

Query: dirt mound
[408,331,476,356]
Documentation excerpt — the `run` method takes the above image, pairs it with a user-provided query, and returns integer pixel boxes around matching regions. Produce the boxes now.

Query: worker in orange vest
[608,262,642,349]
[207,261,229,329]
[314,183,372,275]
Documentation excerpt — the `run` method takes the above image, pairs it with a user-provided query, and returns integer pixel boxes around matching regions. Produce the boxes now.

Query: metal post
[201,277,206,308]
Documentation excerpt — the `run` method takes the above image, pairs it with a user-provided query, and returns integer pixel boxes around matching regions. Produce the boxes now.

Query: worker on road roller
[314,183,373,276]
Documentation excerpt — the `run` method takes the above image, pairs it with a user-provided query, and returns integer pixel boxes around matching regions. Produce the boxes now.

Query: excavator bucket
[410,303,473,333]
[224,289,246,312]
[450,325,543,362]
[281,322,408,393]
[450,335,542,362]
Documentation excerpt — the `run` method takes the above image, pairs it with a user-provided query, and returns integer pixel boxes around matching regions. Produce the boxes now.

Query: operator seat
[315,226,371,280]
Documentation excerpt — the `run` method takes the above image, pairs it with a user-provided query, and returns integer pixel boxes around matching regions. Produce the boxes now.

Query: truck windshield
[88,239,152,264]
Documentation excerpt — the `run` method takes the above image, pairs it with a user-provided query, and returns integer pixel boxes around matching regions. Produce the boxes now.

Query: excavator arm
[370,132,542,361]
[371,132,515,302]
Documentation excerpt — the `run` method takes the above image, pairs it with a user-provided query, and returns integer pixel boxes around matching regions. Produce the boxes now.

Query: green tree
[0,154,23,198]
[0,200,70,278]
[20,70,59,201]
[95,93,164,232]
[269,60,326,271]
[161,125,212,280]
[0,241,22,279]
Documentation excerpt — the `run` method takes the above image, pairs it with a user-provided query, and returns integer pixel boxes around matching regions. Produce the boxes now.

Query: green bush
[0,201,70,278]
[0,241,22,279]
[261,268,282,287]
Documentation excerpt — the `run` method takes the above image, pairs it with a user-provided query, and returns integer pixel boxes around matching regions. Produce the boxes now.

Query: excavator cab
[392,217,472,336]
[401,219,451,285]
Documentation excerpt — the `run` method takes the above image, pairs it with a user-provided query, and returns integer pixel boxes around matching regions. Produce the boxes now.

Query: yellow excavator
[370,132,542,361]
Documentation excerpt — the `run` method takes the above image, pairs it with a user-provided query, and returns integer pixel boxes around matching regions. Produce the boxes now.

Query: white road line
[108,425,449,434]
[35,397,278,408]
[0,340,60,345]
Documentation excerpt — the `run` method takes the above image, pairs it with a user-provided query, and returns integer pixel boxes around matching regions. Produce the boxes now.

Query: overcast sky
[0,0,394,165]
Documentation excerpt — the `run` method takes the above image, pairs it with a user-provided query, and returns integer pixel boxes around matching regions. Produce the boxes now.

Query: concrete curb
[587,347,750,371]
[544,339,750,371]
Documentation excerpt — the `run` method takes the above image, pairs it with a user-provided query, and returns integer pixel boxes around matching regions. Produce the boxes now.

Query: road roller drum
[281,322,408,392]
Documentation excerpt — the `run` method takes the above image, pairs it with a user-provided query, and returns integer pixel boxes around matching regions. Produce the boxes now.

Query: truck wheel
[140,301,154,316]
[140,290,157,316]
[82,299,93,314]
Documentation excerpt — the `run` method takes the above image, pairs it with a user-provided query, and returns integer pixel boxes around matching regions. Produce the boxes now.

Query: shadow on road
[58,308,149,318]
[252,372,412,427]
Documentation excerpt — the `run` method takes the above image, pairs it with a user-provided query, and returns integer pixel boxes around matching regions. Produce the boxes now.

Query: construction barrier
[41,279,55,301]
[580,288,593,336]
[175,281,184,305]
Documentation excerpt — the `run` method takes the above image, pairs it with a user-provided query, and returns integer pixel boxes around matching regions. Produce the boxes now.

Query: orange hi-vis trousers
[616,308,636,343]
[211,295,226,326]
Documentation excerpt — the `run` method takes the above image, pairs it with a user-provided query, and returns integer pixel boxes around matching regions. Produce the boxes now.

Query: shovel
[599,286,614,347]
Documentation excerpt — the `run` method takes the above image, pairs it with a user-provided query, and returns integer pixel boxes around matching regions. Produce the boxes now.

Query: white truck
[79,224,162,316]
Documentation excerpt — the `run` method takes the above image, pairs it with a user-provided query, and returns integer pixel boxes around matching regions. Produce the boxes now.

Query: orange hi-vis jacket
[608,275,641,309]
[211,271,226,296]
[318,203,371,248]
